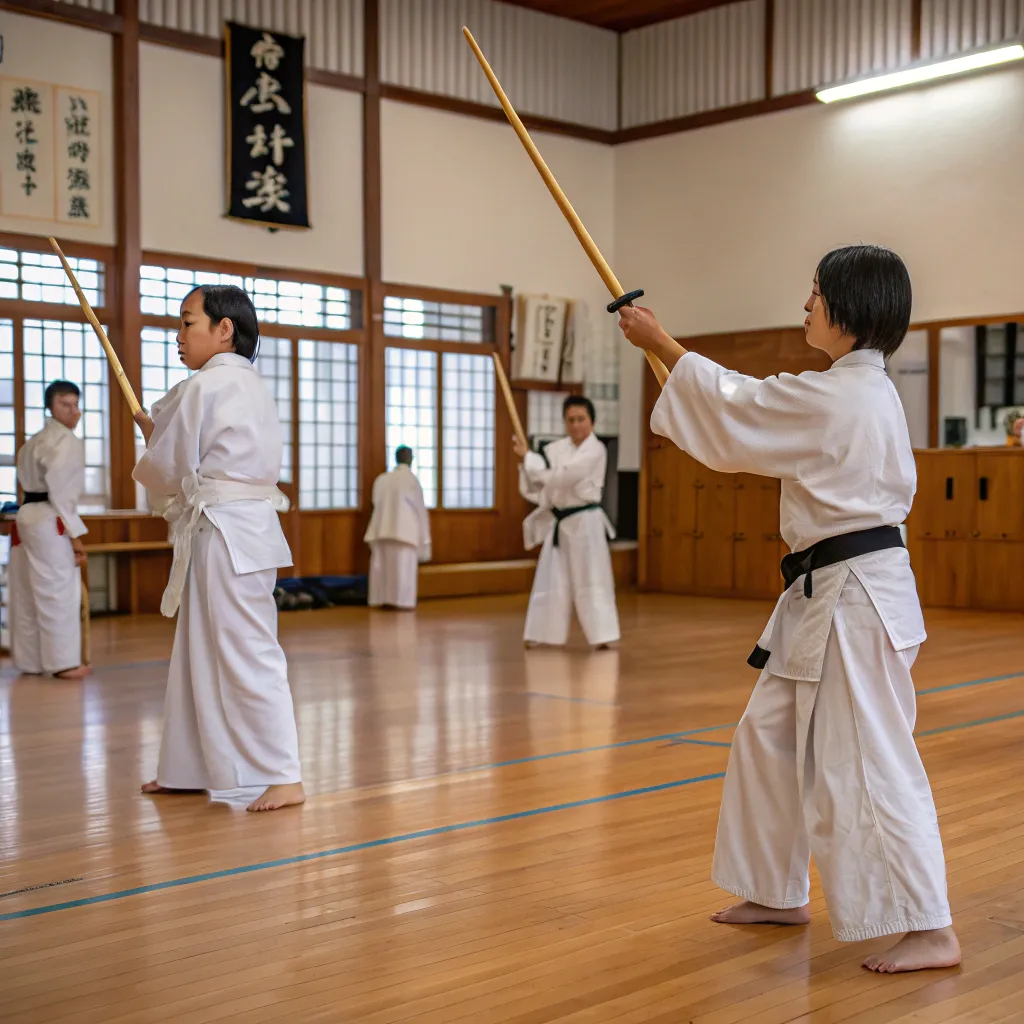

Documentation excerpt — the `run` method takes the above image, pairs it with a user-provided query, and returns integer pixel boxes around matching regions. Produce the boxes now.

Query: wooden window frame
[381,282,508,513]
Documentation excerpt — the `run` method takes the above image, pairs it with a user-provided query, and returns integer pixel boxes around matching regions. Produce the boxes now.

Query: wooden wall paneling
[732,472,782,598]
[909,450,974,541]
[644,446,696,593]
[0,0,123,32]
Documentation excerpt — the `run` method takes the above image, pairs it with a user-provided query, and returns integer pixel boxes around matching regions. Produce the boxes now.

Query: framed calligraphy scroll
[513,295,571,383]
[0,78,101,226]
[0,77,56,221]
[225,22,310,230]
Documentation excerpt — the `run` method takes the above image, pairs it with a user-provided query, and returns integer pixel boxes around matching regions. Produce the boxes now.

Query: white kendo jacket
[16,417,87,538]
[364,464,432,561]
[133,352,292,617]
[519,432,615,550]
[651,348,927,682]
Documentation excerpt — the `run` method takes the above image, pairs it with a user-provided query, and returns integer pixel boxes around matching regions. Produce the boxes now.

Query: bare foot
[710,900,811,926]
[247,782,306,813]
[54,665,92,680]
[141,780,205,795]
[863,927,961,974]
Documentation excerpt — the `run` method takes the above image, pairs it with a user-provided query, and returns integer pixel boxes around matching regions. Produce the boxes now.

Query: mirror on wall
[940,322,1023,448]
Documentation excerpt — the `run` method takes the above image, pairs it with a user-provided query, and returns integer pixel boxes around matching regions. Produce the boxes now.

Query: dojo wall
[139,43,364,275]
[614,63,1024,455]
[0,11,116,246]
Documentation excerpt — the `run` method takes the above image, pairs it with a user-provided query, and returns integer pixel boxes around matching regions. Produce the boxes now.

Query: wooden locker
[693,462,735,594]
[645,447,696,593]
[909,451,975,540]
[907,537,971,609]
[733,473,783,599]
[974,452,1024,542]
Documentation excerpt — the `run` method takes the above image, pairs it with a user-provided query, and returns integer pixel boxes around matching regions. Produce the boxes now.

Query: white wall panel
[921,0,1024,59]
[621,1,765,128]
[140,0,364,76]
[381,0,618,131]
[773,0,912,94]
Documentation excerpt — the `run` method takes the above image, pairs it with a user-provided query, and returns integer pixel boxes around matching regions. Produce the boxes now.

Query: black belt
[21,492,49,504]
[748,525,905,670]
[551,504,601,546]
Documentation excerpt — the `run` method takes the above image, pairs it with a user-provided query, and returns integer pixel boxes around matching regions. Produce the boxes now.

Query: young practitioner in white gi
[618,245,960,973]
[8,380,90,679]
[514,395,619,649]
[364,445,432,609]
[134,284,304,813]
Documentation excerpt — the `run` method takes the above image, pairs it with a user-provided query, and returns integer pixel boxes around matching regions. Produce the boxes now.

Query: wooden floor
[2,592,1024,1022]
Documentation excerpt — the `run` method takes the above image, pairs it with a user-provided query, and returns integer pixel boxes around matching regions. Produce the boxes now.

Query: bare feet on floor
[247,782,306,812]
[862,927,961,973]
[54,665,92,680]
[141,780,205,795]
[710,900,811,926]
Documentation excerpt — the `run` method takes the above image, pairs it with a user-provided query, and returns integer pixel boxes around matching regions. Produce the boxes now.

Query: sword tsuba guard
[607,289,644,313]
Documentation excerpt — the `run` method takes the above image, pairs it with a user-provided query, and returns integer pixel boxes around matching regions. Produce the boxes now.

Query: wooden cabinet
[907,449,1024,612]
[642,451,782,600]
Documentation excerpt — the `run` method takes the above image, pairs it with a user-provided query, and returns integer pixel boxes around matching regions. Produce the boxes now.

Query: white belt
[157,472,289,617]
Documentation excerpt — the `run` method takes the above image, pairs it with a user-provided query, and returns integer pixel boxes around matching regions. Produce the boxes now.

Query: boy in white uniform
[8,380,90,679]
[618,245,960,973]
[514,396,619,649]
[134,284,304,814]
[364,445,431,609]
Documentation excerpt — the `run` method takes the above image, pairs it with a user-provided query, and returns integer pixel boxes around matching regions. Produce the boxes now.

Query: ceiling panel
[500,0,747,33]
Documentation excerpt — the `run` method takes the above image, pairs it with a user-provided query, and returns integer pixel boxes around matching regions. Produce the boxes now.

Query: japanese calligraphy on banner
[513,295,571,383]
[55,88,101,225]
[0,77,101,226]
[225,22,309,230]
[0,78,56,221]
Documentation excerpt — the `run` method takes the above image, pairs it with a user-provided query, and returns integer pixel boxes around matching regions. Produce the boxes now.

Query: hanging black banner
[225,21,310,230]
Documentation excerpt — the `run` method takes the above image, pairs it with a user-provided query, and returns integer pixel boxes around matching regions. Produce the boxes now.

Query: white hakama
[134,352,301,791]
[520,433,619,648]
[364,464,431,610]
[651,348,951,941]
[9,418,86,675]
[368,541,420,609]
[158,522,300,789]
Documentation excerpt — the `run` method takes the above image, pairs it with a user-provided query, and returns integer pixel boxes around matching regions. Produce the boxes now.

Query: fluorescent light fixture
[816,42,1024,103]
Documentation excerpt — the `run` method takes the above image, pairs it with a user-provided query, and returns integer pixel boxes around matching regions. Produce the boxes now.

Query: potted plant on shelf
[1004,409,1024,446]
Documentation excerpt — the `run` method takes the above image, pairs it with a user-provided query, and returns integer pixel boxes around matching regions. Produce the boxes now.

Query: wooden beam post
[112,0,142,608]
[360,0,385,570]
[927,325,940,449]
[910,0,923,61]
[763,0,775,100]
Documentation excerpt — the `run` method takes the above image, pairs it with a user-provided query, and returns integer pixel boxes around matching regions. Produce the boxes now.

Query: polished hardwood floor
[1,592,1024,1022]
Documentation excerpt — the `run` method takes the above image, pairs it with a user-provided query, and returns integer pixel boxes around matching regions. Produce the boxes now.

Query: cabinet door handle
[971,531,980,539]
[979,477,989,501]
[945,477,954,500]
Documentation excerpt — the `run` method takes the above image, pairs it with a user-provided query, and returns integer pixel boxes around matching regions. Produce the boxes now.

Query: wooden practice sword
[462,27,669,388]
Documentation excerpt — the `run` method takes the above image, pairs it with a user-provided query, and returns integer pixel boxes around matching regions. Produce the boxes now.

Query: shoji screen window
[441,353,495,509]
[1,247,104,306]
[257,337,293,485]
[298,340,358,509]
[23,320,110,513]
[384,348,437,508]
[0,320,15,504]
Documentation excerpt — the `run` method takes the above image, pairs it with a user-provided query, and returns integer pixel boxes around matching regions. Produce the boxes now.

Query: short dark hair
[45,380,80,411]
[815,245,912,357]
[563,395,595,425]
[184,284,261,362]
[395,445,413,465]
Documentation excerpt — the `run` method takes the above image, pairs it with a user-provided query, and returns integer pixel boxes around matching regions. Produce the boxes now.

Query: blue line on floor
[481,722,739,770]
[668,738,733,749]
[0,771,728,923]
[917,671,1024,696]
[917,708,1024,736]
[2,669,1020,923]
